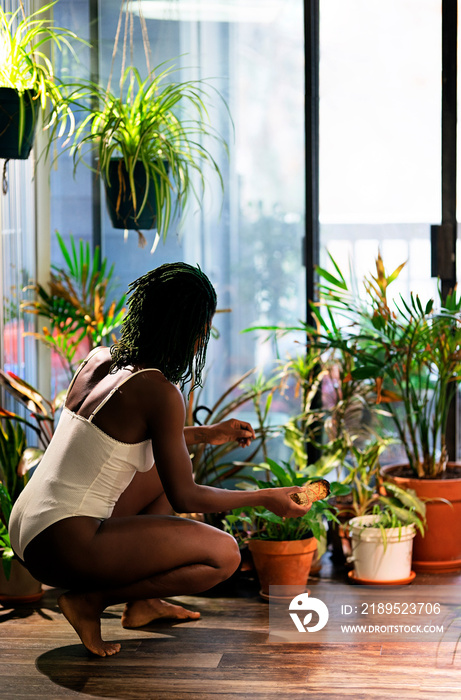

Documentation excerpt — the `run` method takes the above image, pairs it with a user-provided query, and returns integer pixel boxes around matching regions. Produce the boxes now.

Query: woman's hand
[205,419,256,447]
[263,487,312,518]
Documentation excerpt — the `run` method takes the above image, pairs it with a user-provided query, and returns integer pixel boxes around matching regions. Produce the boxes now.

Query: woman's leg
[24,514,240,657]
[111,466,204,626]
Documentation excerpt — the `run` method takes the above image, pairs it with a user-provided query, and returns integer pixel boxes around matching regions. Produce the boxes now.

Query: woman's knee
[212,530,241,578]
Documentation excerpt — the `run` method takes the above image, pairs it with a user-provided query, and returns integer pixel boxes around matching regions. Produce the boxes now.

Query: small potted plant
[224,458,346,599]
[347,483,426,584]
[0,1,78,161]
[65,62,230,245]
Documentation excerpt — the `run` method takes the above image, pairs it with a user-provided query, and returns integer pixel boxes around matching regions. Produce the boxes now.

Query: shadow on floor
[35,626,270,698]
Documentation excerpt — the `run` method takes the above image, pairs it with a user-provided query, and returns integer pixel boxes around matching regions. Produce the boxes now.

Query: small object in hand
[290,479,330,505]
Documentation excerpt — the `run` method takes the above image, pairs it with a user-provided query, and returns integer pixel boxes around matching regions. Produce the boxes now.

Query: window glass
[51,0,306,425]
[319,0,441,297]
[1,0,36,397]
[1,159,36,387]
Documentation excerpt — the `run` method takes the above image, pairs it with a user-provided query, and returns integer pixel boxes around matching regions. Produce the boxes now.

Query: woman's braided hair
[110,262,217,390]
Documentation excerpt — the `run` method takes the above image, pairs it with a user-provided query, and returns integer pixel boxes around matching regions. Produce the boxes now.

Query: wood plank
[0,570,460,699]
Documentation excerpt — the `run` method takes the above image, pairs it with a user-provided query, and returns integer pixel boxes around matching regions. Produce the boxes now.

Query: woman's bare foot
[121,598,201,628]
[58,592,121,657]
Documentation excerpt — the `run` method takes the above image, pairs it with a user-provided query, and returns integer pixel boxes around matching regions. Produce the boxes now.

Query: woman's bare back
[65,347,166,444]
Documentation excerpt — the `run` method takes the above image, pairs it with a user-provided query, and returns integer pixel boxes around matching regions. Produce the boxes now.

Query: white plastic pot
[348,514,416,582]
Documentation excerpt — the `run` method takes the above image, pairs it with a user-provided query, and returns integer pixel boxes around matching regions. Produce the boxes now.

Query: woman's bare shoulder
[131,368,180,399]
[129,369,182,409]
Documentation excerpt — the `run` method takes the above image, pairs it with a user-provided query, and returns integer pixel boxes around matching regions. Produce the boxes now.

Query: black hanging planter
[103,158,160,232]
[0,88,38,160]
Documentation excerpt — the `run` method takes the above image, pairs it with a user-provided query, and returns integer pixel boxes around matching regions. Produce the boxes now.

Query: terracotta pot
[381,463,461,572]
[248,537,317,598]
[0,558,43,605]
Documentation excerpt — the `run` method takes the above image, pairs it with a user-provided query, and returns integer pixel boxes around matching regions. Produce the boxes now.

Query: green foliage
[373,482,426,537]
[0,370,57,450]
[186,368,278,488]
[0,419,26,507]
[223,457,346,543]
[21,232,126,380]
[0,421,39,579]
[313,251,461,477]
[353,482,426,550]
[65,62,230,240]
[278,348,326,469]
[0,1,81,150]
[0,370,59,579]
[339,434,396,518]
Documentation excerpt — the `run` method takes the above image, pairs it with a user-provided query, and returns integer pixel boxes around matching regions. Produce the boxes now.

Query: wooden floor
[1,557,460,700]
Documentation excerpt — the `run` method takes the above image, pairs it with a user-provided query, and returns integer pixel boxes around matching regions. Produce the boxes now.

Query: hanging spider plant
[66,62,230,245]
[0,1,79,159]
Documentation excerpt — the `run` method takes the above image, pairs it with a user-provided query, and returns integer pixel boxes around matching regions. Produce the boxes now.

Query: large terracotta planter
[248,537,317,598]
[0,558,43,605]
[382,463,461,572]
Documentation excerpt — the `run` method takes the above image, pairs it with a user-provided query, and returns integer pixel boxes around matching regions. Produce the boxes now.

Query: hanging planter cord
[2,159,8,194]
[104,0,154,247]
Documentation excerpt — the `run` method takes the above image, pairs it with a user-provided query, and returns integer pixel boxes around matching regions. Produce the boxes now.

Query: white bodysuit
[8,364,156,560]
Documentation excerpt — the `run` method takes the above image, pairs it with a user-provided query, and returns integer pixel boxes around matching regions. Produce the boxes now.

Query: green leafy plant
[21,232,126,380]
[0,1,80,152]
[65,62,230,242]
[367,482,426,537]
[0,368,60,578]
[335,434,394,518]
[223,457,347,543]
[185,369,278,488]
[312,251,461,478]
[0,420,40,578]
[244,314,385,481]
[278,348,326,468]
[0,370,59,450]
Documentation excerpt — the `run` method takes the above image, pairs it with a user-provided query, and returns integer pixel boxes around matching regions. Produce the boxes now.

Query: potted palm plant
[311,251,461,571]
[65,63,229,246]
[224,458,345,599]
[0,1,77,161]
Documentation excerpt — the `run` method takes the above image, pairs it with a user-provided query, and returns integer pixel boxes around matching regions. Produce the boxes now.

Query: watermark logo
[270,584,460,647]
[288,592,329,633]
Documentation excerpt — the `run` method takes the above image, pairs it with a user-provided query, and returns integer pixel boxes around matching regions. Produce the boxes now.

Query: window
[319,0,441,301]
[0,0,37,402]
[50,0,306,418]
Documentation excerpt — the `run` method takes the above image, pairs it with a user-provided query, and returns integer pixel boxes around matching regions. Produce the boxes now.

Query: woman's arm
[184,419,256,448]
[144,376,310,518]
